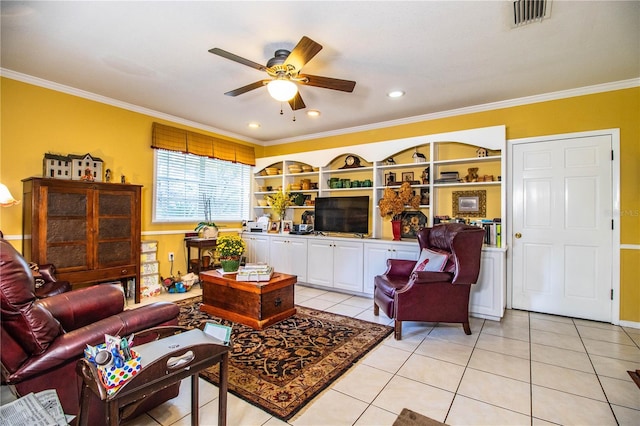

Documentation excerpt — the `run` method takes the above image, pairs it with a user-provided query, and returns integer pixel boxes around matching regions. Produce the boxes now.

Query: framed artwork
[385,172,397,186]
[452,190,486,217]
[268,221,280,233]
[401,171,414,182]
[420,188,430,205]
[281,220,293,234]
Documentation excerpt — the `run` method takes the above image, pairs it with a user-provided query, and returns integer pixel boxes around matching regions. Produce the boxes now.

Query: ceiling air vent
[512,0,551,27]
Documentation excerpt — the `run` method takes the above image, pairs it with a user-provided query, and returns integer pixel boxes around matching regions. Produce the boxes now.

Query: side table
[185,238,217,274]
[76,327,229,426]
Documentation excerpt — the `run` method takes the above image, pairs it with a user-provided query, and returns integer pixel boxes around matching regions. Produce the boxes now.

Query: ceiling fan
[209,36,356,110]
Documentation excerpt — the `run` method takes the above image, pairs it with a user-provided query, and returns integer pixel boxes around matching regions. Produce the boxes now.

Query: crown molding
[0,68,261,145]
[264,78,640,145]
[2,68,638,147]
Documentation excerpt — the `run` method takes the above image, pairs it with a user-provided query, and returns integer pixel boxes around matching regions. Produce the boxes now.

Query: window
[153,149,251,223]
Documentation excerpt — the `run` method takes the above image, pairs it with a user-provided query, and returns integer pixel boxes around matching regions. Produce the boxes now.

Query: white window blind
[153,149,251,223]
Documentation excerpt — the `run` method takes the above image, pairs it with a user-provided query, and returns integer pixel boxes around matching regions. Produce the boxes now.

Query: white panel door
[512,135,613,321]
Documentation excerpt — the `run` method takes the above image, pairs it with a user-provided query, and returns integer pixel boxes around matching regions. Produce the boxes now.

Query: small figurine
[81,167,94,181]
[105,168,111,182]
[121,174,126,184]
[476,147,488,157]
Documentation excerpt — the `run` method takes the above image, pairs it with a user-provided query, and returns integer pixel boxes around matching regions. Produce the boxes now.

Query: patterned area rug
[176,296,393,420]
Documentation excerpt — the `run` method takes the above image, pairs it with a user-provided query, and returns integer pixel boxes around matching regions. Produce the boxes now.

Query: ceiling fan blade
[209,48,266,72]
[224,80,269,97]
[285,36,323,72]
[288,92,306,110]
[299,74,356,92]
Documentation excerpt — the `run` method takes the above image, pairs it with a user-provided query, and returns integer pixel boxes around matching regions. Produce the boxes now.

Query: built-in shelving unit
[253,126,506,247]
[249,125,507,320]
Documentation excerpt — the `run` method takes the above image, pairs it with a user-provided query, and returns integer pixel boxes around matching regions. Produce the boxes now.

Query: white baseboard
[619,319,640,330]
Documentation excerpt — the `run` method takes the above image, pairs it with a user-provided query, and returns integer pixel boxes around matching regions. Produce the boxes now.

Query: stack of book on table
[236,263,274,282]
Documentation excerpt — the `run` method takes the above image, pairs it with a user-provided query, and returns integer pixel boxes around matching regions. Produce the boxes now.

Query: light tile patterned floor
[4,284,639,425]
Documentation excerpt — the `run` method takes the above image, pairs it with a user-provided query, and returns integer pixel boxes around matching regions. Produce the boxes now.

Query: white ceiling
[1,1,638,144]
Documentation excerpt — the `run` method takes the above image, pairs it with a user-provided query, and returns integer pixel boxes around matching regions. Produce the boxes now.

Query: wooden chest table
[199,270,297,330]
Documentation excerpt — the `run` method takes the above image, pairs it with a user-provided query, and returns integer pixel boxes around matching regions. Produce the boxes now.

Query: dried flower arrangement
[378,181,420,221]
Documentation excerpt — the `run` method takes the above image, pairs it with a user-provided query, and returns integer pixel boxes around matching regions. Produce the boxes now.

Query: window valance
[151,122,255,166]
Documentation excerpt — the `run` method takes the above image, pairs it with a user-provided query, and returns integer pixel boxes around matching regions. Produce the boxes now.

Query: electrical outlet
[168,252,174,262]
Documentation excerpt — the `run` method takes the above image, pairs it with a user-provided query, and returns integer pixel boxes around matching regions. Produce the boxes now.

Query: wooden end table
[76,327,229,426]
[199,270,297,330]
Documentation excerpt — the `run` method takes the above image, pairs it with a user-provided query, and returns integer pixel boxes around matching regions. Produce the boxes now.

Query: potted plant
[266,190,294,221]
[378,181,420,240]
[216,234,246,272]
[194,195,218,239]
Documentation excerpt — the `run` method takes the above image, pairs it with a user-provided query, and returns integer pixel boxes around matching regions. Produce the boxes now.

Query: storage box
[141,240,158,252]
[140,251,157,262]
[84,345,141,395]
[141,261,159,275]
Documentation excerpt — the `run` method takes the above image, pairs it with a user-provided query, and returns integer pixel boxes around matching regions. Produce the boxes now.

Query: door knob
[515,232,522,239]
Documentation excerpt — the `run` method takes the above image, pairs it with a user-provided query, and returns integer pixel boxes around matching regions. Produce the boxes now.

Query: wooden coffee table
[199,270,297,330]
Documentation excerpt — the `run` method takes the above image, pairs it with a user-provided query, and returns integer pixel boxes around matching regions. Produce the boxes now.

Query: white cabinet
[469,248,506,321]
[307,239,364,292]
[363,242,420,294]
[242,233,270,264]
[269,236,307,282]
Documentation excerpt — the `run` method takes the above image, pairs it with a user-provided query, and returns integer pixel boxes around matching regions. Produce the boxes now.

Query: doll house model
[476,147,489,157]
[43,153,104,181]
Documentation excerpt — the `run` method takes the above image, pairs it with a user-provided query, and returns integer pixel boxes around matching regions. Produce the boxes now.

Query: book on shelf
[471,219,501,246]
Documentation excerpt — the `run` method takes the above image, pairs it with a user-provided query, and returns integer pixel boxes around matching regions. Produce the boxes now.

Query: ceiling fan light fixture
[267,78,298,102]
[307,110,321,117]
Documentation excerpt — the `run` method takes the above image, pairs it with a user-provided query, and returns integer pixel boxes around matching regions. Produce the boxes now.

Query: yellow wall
[0,78,259,278]
[1,77,638,321]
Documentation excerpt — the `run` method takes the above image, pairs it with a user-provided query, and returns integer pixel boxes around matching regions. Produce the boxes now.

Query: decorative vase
[220,256,240,272]
[202,226,218,239]
[391,220,402,241]
[202,255,211,269]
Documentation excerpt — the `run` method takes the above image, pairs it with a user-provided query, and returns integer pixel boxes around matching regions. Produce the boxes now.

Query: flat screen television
[314,196,369,235]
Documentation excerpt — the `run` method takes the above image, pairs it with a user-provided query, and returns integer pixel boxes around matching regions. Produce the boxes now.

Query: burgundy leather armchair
[29,263,72,298]
[0,238,181,422]
[373,223,485,339]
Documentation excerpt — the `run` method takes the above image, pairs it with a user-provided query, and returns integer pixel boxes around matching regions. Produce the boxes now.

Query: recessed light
[248,122,261,129]
[387,90,405,98]
[307,110,321,117]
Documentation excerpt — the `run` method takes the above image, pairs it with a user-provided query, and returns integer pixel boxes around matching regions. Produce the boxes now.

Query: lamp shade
[0,184,19,207]
[267,78,298,102]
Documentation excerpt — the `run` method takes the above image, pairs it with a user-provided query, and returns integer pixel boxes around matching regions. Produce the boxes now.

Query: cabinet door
[95,190,137,268]
[288,238,308,282]
[269,237,289,274]
[363,244,395,294]
[363,242,419,294]
[469,250,505,320]
[333,241,364,292]
[41,185,92,271]
[253,235,270,264]
[243,234,270,264]
[306,240,334,287]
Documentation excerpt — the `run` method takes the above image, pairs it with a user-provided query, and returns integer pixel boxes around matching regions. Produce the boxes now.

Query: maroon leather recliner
[0,238,181,422]
[373,223,485,339]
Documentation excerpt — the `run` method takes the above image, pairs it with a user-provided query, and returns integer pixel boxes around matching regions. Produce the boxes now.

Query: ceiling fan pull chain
[280,103,284,115]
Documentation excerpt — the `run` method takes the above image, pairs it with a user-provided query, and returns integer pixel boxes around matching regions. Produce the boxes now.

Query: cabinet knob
[121,269,128,274]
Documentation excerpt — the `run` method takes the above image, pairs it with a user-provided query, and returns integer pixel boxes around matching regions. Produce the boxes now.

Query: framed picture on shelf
[420,188,430,205]
[452,190,486,217]
[401,171,414,182]
[281,220,293,234]
[385,172,397,186]
[268,221,280,233]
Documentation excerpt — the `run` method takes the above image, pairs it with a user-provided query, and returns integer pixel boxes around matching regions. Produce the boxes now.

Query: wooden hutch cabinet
[22,177,143,303]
